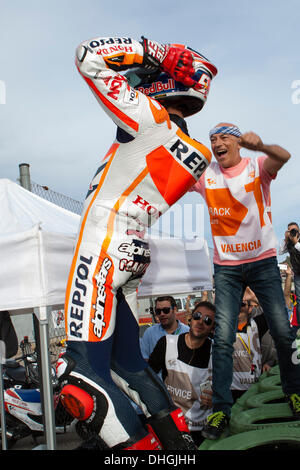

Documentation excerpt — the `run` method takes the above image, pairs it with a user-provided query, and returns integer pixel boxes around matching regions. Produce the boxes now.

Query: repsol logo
[89,37,132,48]
[91,257,112,339]
[170,139,207,179]
[69,255,93,339]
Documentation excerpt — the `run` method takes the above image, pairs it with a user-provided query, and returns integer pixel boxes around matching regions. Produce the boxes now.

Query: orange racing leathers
[62,36,212,449]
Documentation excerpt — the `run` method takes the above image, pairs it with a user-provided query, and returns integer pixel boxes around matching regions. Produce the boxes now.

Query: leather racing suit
[61,35,212,450]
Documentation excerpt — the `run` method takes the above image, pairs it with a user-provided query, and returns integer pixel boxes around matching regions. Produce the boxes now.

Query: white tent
[0,179,80,313]
[0,178,80,450]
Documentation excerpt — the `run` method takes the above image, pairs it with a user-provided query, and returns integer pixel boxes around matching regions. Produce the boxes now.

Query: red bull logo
[137,78,175,96]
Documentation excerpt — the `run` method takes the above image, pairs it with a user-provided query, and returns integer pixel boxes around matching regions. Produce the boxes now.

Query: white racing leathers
[63,36,212,448]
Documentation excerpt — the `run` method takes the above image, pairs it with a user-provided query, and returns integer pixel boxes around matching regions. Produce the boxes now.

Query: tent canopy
[138,237,212,297]
[0,179,80,313]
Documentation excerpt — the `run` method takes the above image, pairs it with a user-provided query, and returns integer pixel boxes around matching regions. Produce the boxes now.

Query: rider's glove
[142,37,198,88]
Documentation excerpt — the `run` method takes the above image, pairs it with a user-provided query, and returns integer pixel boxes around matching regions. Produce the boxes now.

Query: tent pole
[0,342,8,450]
[34,307,57,450]
[33,313,46,419]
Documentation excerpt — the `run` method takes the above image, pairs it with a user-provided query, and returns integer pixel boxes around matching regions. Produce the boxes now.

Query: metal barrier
[31,181,83,216]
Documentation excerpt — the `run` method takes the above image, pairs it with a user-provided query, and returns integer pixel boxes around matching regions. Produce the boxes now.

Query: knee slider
[60,384,94,421]
[60,375,109,436]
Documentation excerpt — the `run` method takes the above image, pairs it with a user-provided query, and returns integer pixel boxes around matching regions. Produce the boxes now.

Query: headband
[209,125,242,138]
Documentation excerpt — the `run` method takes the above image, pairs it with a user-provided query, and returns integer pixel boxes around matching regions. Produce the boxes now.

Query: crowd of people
[139,258,298,445]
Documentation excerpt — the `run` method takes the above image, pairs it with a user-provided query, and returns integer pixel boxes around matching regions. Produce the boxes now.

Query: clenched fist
[238,132,264,151]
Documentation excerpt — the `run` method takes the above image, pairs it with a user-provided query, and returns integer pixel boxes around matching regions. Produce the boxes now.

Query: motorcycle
[1,386,77,448]
[2,336,57,390]
[1,339,89,449]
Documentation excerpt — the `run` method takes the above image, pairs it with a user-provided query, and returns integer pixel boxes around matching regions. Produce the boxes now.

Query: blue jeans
[212,256,300,417]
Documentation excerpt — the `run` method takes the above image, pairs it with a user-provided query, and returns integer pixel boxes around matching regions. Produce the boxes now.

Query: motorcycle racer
[59,35,217,450]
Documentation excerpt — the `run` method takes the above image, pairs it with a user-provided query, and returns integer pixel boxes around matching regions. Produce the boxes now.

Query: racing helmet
[125,44,218,117]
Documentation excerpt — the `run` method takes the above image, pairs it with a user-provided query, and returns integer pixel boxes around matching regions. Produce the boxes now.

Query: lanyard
[236,327,252,358]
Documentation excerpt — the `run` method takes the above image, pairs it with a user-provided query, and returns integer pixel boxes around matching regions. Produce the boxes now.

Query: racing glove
[141,37,197,88]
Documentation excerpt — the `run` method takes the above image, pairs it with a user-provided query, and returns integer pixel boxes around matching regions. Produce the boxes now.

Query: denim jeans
[212,256,300,417]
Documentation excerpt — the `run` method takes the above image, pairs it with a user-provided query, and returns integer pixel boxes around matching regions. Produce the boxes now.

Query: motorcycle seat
[5,359,21,368]
[5,364,27,383]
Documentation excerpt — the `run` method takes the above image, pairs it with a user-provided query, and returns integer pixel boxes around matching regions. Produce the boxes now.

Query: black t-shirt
[148,333,212,382]
[286,239,300,275]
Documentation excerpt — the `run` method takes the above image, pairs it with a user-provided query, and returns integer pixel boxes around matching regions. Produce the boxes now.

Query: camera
[290,228,299,237]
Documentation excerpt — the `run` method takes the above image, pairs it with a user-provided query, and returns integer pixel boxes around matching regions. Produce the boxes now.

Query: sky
[1,0,299,260]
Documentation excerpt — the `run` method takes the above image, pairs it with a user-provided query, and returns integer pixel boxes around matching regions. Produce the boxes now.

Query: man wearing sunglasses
[148,301,215,446]
[140,296,189,361]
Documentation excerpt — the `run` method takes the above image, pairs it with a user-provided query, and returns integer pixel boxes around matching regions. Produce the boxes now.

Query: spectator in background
[140,296,189,360]
[148,301,215,446]
[243,287,277,367]
[279,222,300,327]
[185,292,209,316]
[283,263,299,336]
[231,296,276,402]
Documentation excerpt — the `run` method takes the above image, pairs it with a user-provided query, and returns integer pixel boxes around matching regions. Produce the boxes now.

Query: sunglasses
[155,307,172,315]
[192,312,213,326]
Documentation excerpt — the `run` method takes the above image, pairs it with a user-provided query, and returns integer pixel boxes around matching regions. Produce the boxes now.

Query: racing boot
[146,407,197,450]
[57,342,160,449]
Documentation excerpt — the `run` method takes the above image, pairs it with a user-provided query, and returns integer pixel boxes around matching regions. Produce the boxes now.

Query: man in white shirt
[279,222,300,328]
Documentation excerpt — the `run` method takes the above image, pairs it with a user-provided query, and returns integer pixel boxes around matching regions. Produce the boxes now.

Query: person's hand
[285,230,290,242]
[262,364,271,373]
[238,132,264,152]
[200,390,212,409]
[161,46,199,88]
[202,290,208,301]
[141,38,200,89]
